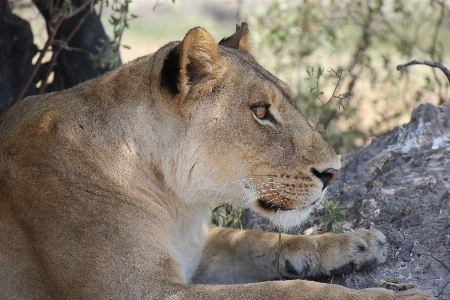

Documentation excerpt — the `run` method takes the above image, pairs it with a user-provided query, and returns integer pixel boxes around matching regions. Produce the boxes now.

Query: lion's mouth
[257,199,295,211]
[257,198,319,212]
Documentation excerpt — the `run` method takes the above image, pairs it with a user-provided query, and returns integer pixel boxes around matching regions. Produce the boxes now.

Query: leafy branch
[38,3,92,94]
[305,67,355,131]
[319,196,350,233]
[13,0,138,104]
[13,0,94,103]
[90,0,137,69]
[211,203,246,229]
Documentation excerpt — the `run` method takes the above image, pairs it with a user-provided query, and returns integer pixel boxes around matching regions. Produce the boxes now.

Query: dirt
[243,103,450,299]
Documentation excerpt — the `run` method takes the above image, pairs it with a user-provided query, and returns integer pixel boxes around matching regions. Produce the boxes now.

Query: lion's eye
[251,104,277,123]
[252,106,268,119]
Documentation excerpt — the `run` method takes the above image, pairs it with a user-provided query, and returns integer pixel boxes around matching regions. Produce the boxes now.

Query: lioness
[0,23,433,299]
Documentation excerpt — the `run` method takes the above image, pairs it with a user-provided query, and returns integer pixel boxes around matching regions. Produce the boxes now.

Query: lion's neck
[119,159,211,284]
[172,200,210,283]
[143,187,211,284]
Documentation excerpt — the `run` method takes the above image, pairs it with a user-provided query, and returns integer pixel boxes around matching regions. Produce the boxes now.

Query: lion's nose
[311,168,340,190]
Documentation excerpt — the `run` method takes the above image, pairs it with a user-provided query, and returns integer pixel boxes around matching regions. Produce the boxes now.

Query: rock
[326,103,450,299]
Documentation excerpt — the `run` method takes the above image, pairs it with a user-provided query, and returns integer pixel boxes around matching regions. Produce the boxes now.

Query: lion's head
[152,23,340,228]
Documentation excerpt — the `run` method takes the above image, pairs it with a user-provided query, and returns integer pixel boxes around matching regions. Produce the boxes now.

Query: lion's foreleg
[192,227,388,285]
[192,227,318,284]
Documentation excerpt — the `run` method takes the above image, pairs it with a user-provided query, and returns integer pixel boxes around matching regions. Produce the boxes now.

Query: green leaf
[308,87,316,93]
[217,207,226,216]
[225,218,234,227]
[333,229,345,234]
[211,215,218,226]
[240,210,247,218]
[334,206,347,212]
[335,212,346,221]
[326,221,333,232]
[349,69,356,76]
[320,91,324,95]
[306,69,311,77]
[341,91,352,98]
[320,215,332,223]
[317,67,323,79]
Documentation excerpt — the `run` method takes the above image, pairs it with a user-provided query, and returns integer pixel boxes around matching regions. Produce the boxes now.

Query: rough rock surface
[244,103,450,299]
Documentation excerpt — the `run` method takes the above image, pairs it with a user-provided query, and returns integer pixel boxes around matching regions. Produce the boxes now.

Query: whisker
[208,176,300,222]
[241,192,279,205]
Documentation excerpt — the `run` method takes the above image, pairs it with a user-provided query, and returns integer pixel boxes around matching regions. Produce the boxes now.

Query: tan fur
[0,23,434,299]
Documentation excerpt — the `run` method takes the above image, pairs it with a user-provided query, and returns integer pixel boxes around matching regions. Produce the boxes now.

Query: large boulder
[326,103,450,298]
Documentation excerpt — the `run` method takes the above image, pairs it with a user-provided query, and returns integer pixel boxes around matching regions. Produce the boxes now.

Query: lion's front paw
[317,229,387,276]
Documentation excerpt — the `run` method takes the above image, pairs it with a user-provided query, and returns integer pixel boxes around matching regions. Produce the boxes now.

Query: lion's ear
[160,27,225,102]
[218,22,251,52]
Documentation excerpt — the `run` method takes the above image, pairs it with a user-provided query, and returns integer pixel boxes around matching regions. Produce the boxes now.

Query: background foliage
[248,0,450,153]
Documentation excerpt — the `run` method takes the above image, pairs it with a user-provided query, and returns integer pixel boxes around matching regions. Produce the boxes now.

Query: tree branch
[12,0,93,104]
[12,17,63,104]
[38,4,92,94]
[396,60,450,83]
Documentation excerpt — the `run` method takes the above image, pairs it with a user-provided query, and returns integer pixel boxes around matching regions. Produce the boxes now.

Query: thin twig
[52,43,92,54]
[38,3,92,94]
[430,254,450,272]
[370,274,416,291]
[320,199,349,232]
[315,69,344,130]
[366,155,399,191]
[438,280,450,298]
[13,0,93,103]
[366,163,383,192]
[396,60,450,83]
[429,0,446,99]
[12,18,62,103]
[379,281,416,290]
[429,254,450,297]
[115,2,128,48]
[276,227,283,280]
[98,0,104,17]
[67,0,93,19]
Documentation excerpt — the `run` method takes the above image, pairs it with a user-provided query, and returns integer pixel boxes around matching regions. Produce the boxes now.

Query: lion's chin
[251,187,328,230]
[250,200,319,230]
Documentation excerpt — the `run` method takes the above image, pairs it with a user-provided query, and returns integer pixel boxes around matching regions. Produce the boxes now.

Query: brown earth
[243,103,450,299]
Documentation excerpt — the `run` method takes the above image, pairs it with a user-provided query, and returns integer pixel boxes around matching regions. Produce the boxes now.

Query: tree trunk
[0,0,36,114]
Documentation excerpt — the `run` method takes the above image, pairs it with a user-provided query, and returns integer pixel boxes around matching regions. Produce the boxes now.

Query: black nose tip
[312,168,340,190]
